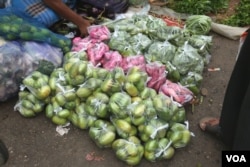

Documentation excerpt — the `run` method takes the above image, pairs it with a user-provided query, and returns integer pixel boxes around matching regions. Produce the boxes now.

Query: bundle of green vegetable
[184,15,212,35]
[168,0,228,15]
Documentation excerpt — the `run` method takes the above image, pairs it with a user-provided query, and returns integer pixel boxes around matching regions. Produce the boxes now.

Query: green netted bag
[0,8,71,53]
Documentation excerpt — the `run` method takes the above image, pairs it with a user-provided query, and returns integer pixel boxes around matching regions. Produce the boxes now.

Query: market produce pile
[13,14,213,166]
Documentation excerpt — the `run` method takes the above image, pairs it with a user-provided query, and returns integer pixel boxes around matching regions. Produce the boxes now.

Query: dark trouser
[0,139,8,165]
[219,29,250,150]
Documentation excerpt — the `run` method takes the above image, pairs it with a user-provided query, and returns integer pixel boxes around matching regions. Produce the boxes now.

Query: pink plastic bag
[101,51,123,70]
[159,80,193,105]
[120,55,146,73]
[146,62,166,91]
[87,42,109,66]
[88,25,111,42]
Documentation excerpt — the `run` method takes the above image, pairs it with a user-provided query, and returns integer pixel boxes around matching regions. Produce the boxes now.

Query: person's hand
[78,19,91,37]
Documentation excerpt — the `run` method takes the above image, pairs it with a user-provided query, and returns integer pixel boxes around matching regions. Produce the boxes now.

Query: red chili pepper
[163,18,183,28]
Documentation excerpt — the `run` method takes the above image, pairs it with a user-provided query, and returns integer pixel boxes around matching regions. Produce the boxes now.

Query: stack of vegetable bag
[14,14,213,166]
[16,65,191,166]
[105,14,212,95]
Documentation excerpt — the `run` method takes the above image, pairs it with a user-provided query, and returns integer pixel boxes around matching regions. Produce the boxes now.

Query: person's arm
[43,0,90,36]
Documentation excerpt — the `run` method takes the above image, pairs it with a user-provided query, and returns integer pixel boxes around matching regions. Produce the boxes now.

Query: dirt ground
[0,29,240,167]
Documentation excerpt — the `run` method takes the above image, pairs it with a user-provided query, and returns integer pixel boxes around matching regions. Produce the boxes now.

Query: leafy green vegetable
[36,60,55,76]
[169,0,212,15]
[222,0,250,27]
[185,15,212,35]
[168,0,228,15]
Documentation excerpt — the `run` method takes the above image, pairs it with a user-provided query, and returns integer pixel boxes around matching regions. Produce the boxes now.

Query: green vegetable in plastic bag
[153,26,182,41]
[188,35,212,64]
[172,43,204,75]
[145,41,176,64]
[180,72,203,95]
[129,33,152,54]
[108,30,136,56]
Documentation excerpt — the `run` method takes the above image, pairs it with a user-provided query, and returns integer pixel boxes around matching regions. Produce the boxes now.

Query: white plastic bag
[211,22,249,40]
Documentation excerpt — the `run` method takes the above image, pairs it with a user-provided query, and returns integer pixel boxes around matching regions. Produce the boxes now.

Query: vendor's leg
[0,140,9,165]
[219,29,250,148]
[199,117,221,138]
[231,82,250,150]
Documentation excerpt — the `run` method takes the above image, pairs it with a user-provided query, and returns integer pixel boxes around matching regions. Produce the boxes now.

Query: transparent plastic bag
[120,55,146,73]
[0,41,24,101]
[22,41,63,67]
[159,80,193,105]
[145,62,166,91]
[0,40,63,101]
[172,43,203,75]
[146,41,176,64]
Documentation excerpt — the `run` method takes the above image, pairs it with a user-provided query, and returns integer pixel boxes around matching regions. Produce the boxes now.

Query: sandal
[199,117,222,138]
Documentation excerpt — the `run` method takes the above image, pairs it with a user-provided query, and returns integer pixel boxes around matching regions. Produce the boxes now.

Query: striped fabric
[10,0,76,27]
